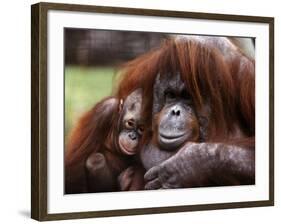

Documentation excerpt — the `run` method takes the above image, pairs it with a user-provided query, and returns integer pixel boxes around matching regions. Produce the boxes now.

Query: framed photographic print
[31,2,274,221]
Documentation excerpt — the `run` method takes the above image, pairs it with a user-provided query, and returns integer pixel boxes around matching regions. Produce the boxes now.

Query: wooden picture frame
[31,2,274,221]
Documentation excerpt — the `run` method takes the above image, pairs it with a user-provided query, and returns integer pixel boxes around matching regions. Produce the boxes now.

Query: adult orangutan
[116,36,255,189]
[65,89,145,193]
[140,72,208,172]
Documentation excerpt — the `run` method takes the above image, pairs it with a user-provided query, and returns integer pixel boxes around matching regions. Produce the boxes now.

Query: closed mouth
[159,132,186,140]
[119,139,136,155]
[158,132,188,148]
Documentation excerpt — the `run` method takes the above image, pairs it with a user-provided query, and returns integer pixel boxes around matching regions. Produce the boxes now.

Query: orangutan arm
[144,143,255,189]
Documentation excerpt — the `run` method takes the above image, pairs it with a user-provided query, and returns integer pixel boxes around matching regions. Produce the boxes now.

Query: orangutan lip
[159,133,185,140]
[119,139,136,155]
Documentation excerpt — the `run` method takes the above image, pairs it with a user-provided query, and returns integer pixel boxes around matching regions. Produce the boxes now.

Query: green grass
[65,66,116,138]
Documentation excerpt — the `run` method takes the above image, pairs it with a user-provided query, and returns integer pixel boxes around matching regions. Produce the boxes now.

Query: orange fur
[115,37,255,148]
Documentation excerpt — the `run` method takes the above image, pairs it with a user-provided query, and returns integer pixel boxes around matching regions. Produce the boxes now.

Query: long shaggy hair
[65,97,121,193]
[115,36,255,147]
[65,97,120,166]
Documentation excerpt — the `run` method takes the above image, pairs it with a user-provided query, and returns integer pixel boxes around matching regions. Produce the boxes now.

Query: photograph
[1,0,279,223]
[64,29,256,194]
[31,2,274,221]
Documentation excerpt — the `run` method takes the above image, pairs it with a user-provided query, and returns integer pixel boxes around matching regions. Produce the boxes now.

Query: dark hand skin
[118,166,135,191]
[144,143,255,190]
[118,166,145,191]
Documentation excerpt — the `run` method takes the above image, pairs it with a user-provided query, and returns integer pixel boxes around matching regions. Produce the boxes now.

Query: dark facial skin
[118,89,144,155]
[141,73,200,171]
[153,73,199,151]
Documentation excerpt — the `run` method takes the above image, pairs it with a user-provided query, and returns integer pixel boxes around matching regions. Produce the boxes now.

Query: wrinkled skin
[141,72,255,190]
[144,143,255,189]
[140,72,200,186]
[117,88,144,155]
[152,73,200,151]
[140,72,199,186]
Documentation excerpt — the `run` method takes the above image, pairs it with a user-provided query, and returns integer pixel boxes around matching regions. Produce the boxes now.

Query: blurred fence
[64,29,169,138]
[64,29,168,66]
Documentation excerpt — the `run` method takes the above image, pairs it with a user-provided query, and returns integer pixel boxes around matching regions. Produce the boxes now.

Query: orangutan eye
[181,90,191,100]
[125,119,135,129]
[137,125,144,135]
[165,90,176,100]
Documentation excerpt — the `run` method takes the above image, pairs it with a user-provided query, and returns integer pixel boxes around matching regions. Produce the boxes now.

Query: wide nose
[129,132,137,140]
[171,105,181,116]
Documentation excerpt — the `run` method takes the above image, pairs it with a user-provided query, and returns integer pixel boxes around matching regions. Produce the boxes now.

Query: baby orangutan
[65,89,145,193]
[85,89,145,192]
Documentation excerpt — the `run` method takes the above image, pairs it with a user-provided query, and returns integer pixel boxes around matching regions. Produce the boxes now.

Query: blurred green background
[64,66,116,139]
[64,29,168,141]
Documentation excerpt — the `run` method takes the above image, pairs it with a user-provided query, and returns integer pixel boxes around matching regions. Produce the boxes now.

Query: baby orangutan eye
[125,119,135,129]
